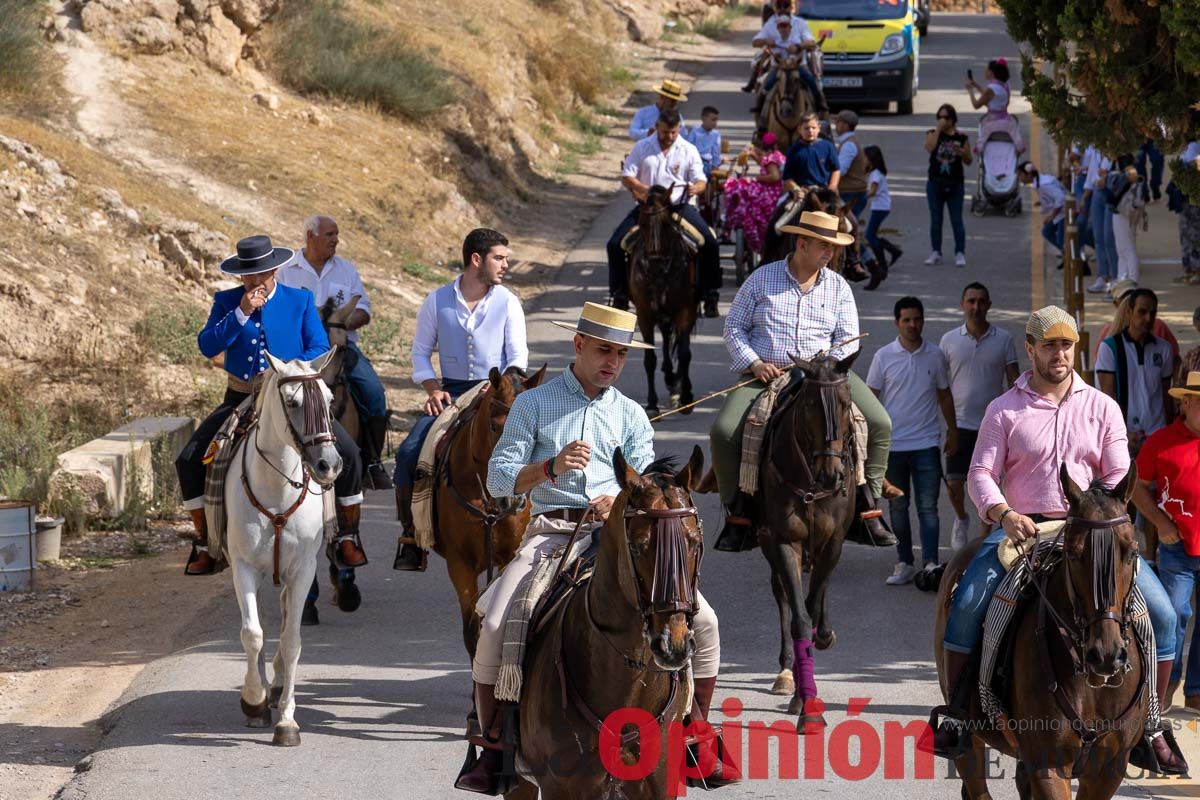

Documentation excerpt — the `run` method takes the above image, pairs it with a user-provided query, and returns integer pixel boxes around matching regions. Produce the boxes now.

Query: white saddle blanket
[411,380,488,550]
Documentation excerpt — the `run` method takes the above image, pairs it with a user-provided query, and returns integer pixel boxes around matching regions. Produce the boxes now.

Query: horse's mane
[641,455,679,476]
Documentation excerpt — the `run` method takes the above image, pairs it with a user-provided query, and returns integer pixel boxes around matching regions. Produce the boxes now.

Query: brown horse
[628,185,697,418]
[511,446,706,799]
[760,53,816,150]
[435,365,547,658]
[317,294,362,445]
[934,464,1148,799]
[757,354,858,724]
[761,187,865,282]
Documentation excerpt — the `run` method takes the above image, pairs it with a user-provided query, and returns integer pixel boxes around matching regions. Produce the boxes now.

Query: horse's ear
[489,366,503,388]
[675,445,705,492]
[524,364,548,389]
[790,354,815,373]
[835,350,860,374]
[1113,462,1138,504]
[1060,463,1085,509]
[309,347,336,374]
[614,447,641,493]
[265,351,287,375]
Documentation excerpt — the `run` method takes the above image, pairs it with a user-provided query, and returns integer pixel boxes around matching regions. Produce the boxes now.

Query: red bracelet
[543,458,557,485]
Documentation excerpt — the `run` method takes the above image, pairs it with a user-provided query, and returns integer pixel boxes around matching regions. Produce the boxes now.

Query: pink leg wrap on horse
[792,639,817,700]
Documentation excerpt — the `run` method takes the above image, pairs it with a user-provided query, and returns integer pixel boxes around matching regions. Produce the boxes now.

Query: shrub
[269,0,454,120]
[134,305,208,364]
[529,30,622,105]
[0,0,44,94]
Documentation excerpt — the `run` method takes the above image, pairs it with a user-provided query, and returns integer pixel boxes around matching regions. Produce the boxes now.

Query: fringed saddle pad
[978,535,1158,729]
[411,380,489,550]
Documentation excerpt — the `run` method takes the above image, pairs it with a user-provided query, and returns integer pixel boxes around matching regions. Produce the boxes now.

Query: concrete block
[49,416,195,518]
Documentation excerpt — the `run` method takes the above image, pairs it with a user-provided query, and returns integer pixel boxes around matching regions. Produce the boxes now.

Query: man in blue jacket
[174,235,367,577]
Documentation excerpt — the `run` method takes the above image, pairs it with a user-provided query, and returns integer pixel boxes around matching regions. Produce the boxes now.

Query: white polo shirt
[939,324,1019,431]
[278,252,371,343]
[1095,331,1174,435]
[622,134,706,206]
[867,338,951,451]
[1033,174,1066,223]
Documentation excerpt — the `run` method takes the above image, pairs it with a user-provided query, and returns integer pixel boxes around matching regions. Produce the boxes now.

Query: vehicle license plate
[823,76,864,88]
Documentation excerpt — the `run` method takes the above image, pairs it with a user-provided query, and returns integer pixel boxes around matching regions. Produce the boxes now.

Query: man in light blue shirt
[685,106,723,179]
[457,302,727,793]
[628,78,688,141]
[391,228,528,571]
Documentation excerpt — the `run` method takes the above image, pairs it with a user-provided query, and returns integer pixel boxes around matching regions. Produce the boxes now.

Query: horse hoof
[799,712,827,731]
[669,394,681,409]
[334,574,362,613]
[269,687,282,709]
[786,694,802,715]
[272,723,301,747]
[814,630,836,651]
[770,670,795,696]
[646,406,661,418]
[677,398,694,415]
[301,598,319,626]
[241,697,271,728]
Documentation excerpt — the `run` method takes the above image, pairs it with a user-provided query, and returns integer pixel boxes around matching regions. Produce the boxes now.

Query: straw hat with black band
[780,210,855,247]
[551,302,654,349]
[654,79,688,103]
[1169,371,1200,400]
[220,234,295,276]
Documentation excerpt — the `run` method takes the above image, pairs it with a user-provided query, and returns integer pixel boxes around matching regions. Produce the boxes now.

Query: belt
[227,374,263,394]
[541,507,592,524]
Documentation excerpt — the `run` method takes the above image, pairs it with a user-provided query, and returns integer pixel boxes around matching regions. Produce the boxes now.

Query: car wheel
[919,22,929,37]
[898,96,914,115]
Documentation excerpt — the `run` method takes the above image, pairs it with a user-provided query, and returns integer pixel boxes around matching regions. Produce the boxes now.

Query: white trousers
[472,514,721,683]
[1112,211,1140,284]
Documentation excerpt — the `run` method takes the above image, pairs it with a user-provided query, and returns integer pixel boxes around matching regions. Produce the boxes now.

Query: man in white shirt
[278,215,391,489]
[747,8,826,114]
[938,283,1019,551]
[606,107,722,318]
[868,296,959,585]
[628,79,688,141]
[391,228,528,571]
[1097,287,1174,453]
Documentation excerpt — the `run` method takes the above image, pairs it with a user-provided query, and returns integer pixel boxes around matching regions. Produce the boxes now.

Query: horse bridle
[781,372,852,504]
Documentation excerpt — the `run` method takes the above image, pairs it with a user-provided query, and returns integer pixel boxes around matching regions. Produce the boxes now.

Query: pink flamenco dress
[723,150,786,255]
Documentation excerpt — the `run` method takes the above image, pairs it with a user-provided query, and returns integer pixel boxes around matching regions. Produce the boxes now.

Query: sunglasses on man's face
[937,115,951,120]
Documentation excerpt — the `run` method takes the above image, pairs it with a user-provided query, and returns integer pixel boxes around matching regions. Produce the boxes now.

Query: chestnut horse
[760,53,815,150]
[436,365,547,659]
[757,354,858,725]
[628,185,697,418]
[510,446,706,799]
[934,464,1148,799]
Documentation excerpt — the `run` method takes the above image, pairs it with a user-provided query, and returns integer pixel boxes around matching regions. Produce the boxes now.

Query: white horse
[225,350,341,746]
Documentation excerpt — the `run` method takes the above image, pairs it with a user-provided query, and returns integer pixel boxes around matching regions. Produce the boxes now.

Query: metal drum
[0,500,36,592]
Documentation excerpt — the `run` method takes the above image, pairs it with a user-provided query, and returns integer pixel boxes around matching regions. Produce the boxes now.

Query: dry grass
[0,0,45,94]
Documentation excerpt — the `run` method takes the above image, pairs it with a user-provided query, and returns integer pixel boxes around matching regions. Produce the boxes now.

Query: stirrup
[922,705,970,760]
[184,543,217,576]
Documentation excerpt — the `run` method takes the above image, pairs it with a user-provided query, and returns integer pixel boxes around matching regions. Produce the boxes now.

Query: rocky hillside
[0,0,731,425]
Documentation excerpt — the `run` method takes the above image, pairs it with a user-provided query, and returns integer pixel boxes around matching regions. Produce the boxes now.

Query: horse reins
[1014,514,1147,771]
[240,373,335,586]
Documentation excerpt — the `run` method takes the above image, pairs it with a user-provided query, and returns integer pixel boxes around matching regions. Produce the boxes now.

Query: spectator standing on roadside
[1174,138,1200,285]
[1175,306,1200,386]
[1107,155,1149,285]
[923,104,972,268]
[1017,161,1066,270]
[939,283,1019,552]
[868,296,959,586]
[1096,280,1180,374]
[1085,147,1118,294]
[1097,288,1174,455]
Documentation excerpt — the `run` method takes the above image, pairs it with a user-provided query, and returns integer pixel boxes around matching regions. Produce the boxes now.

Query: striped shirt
[487,366,655,514]
[723,261,860,373]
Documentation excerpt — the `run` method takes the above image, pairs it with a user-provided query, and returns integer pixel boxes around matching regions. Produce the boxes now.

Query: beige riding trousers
[472,514,721,684]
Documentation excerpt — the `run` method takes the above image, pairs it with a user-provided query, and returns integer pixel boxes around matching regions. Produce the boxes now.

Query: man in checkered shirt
[709,210,897,552]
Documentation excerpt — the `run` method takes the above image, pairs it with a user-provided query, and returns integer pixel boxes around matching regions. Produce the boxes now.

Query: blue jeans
[346,342,387,418]
[1042,218,1065,253]
[926,180,966,255]
[944,527,1178,660]
[865,209,890,250]
[1136,139,1164,197]
[392,377,480,488]
[1158,541,1200,695]
[1074,175,1093,250]
[1089,187,1118,279]
[885,447,942,566]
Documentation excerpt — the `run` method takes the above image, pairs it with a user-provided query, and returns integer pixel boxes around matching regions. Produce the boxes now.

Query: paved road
[57,13,1170,800]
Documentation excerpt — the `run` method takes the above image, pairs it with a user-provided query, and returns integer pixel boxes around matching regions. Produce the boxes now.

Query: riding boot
[333,503,368,568]
[864,244,889,291]
[184,508,216,575]
[1130,660,1190,775]
[455,682,507,794]
[881,237,903,267]
[845,484,898,546]
[362,416,391,490]
[392,485,428,572]
[703,291,720,319]
[714,492,758,552]
[814,88,830,114]
[926,649,972,759]
[686,676,740,789]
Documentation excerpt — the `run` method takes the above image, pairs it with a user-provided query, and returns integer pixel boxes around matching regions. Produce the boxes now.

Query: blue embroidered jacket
[198,284,329,381]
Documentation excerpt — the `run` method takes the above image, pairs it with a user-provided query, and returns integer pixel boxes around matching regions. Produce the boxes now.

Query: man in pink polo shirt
[928,306,1187,775]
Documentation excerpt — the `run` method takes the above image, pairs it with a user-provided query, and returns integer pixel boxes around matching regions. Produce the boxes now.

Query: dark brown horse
[628,185,697,418]
[512,446,706,799]
[934,464,1148,799]
[317,294,362,445]
[760,53,815,150]
[757,354,858,724]
[435,365,547,658]
[760,186,854,265]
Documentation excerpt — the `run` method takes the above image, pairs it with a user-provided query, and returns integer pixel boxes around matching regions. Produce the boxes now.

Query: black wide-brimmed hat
[220,235,295,276]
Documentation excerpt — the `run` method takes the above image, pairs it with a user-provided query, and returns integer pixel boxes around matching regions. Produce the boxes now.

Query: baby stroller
[971,119,1022,217]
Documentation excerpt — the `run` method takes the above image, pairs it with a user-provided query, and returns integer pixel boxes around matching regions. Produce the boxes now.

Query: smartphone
[967,68,974,81]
